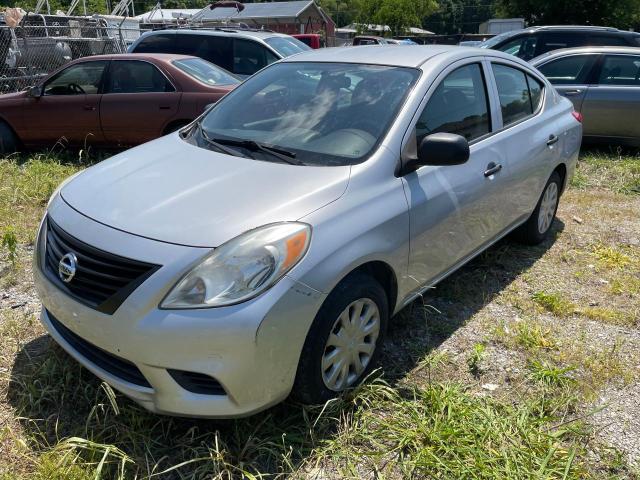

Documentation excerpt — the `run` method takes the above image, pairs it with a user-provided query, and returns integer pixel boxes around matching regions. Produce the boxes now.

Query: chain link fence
[0,15,145,93]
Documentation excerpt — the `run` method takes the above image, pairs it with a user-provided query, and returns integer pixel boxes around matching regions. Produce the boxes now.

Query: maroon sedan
[0,53,240,151]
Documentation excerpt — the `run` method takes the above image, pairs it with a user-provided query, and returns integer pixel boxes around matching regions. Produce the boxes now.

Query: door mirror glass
[27,85,43,97]
[404,132,469,173]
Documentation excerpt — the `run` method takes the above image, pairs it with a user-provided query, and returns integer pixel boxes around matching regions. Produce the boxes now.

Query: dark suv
[478,26,640,61]
[129,29,310,77]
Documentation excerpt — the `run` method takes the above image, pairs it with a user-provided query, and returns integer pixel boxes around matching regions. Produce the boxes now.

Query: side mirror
[402,132,470,174]
[27,85,43,98]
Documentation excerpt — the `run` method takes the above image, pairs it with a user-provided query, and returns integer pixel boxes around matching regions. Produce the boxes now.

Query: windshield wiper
[196,122,248,158]
[211,137,304,166]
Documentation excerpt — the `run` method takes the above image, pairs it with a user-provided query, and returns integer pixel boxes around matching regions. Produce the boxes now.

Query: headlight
[161,222,311,309]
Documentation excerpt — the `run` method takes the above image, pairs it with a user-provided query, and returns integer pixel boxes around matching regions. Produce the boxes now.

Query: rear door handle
[547,134,559,146]
[484,162,502,177]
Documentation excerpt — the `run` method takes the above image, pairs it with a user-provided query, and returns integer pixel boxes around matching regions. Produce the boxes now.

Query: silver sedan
[34,45,582,418]
[532,46,640,146]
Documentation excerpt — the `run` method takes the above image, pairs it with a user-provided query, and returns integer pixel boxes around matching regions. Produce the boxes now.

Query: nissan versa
[34,46,582,418]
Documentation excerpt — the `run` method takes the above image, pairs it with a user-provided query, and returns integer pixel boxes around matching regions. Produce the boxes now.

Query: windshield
[172,58,241,86]
[196,62,420,166]
[478,30,523,48]
[264,36,311,57]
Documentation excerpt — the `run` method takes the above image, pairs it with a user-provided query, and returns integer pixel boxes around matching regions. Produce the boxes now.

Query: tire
[0,121,19,155]
[513,171,562,245]
[293,273,389,404]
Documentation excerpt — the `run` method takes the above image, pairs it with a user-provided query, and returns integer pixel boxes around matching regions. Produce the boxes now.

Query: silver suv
[34,46,582,418]
[129,28,310,77]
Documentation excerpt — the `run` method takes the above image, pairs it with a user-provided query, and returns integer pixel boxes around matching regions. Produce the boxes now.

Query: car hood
[61,135,350,247]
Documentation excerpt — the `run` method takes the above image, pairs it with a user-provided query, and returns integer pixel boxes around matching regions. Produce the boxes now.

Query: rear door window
[588,35,630,46]
[526,74,544,111]
[597,55,640,85]
[492,64,537,126]
[233,39,278,76]
[105,60,174,93]
[132,33,176,54]
[536,32,587,56]
[181,35,233,71]
[416,63,491,142]
[536,54,598,84]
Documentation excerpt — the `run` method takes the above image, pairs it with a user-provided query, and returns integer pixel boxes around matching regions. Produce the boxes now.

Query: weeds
[1,226,18,266]
[467,343,486,377]
[532,291,575,317]
[528,360,576,388]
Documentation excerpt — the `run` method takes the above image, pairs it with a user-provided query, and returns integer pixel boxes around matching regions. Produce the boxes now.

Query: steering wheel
[67,83,85,94]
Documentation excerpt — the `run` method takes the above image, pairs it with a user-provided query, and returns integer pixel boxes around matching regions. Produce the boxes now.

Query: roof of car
[70,53,197,64]
[515,25,639,34]
[531,46,640,64]
[282,45,508,68]
[139,28,290,41]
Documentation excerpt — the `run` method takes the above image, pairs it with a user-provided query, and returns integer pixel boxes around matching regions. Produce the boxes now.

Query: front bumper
[34,197,326,418]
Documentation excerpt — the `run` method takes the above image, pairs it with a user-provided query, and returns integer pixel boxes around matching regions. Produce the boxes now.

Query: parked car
[292,33,325,49]
[129,29,311,78]
[34,45,581,418]
[532,46,640,145]
[478,26,640,61]
[0,53,239,152]
[352,35,394,46]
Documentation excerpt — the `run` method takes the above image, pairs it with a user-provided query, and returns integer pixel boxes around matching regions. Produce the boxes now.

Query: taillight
[572,111,583,123]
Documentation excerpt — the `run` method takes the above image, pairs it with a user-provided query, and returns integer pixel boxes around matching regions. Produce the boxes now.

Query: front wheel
[513,171,561,245]
[293,273,388,404]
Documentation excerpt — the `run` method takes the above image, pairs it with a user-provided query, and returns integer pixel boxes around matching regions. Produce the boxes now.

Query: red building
[200,1,335,40]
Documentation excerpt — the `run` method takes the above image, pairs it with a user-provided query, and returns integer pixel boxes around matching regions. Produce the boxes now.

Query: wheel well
[163,119,191,135]
[0,117,22,149]
[348,261,398,315]
[554,163,567,194]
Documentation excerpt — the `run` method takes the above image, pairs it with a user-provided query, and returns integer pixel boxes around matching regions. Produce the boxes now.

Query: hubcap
[321,298,380,391]
[538,182,558,234]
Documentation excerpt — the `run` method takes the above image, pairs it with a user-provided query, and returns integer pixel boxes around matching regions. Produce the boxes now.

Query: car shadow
[6,220,564,477]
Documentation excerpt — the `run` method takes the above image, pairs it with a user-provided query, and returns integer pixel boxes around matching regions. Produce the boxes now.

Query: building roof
[200,1,317,21]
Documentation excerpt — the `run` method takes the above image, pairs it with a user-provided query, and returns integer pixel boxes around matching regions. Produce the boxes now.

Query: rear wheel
[293,273,388,404]
[513,171,561,245]
[0,121,19,155]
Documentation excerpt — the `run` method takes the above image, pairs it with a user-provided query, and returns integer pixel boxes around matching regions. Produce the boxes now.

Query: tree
[348,0,439,35]
[495,0,640,30]
[425,0,496,34]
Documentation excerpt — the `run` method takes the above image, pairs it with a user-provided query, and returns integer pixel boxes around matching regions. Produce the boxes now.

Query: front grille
[47,310,152,388]
[43,216,160,315]
[168,369,226,395]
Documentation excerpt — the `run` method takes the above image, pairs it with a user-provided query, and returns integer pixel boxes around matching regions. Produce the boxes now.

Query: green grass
[0,154,84,243]
[532,291,575,317]
[571,149,640,194]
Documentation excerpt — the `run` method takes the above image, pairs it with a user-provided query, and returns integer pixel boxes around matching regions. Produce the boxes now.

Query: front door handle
[159,105,171,110]
[564,89,583,96]
[83,105,96,111]
[484,162,502,177]
[547,134,559,146]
